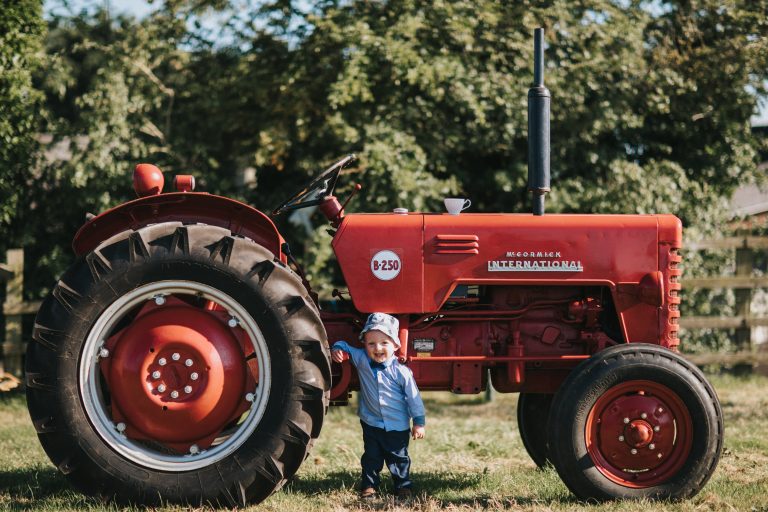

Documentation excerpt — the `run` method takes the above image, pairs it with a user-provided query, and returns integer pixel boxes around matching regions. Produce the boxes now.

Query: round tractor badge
[371,250,401,281]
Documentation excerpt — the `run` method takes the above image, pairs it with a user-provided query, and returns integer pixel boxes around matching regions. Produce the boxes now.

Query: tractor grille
[664,246,682,350]
[433,234,480,255]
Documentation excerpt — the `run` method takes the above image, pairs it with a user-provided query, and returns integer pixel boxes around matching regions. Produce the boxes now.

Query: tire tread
[26,222,330,507]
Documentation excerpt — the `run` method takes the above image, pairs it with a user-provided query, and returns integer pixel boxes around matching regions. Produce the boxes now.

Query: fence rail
[686,236,768,251]
[679,235,768,351]
[3,302,41,316]
[682,276,768,289]
[684,351,768,367]
[680,316,768,329]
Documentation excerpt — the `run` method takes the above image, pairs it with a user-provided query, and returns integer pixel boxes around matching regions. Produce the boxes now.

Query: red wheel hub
[585,380,693,488]
[626,419,653,448]
[100,297,252,450]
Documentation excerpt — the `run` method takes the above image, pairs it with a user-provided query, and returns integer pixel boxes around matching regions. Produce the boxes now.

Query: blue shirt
[333,341,426,432]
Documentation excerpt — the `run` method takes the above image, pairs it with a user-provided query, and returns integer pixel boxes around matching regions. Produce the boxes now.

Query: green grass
[0,375,766,511]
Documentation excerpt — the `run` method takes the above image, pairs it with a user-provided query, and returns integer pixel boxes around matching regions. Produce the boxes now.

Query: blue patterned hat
[359,312,400,348]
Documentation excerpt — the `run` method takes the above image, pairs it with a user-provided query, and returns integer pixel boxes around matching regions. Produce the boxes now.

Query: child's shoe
[395,488,412,501]
[359,487,376,499]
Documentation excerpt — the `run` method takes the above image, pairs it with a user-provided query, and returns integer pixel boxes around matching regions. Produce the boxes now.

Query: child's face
[364,330,396,363]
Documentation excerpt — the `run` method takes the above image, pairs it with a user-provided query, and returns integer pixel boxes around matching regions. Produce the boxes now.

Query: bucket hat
[359,313,400,349]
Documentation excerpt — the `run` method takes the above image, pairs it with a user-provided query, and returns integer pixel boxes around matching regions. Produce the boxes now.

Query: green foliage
[12,9,185,294]
[3,1,767,313]
[0,0,45,238]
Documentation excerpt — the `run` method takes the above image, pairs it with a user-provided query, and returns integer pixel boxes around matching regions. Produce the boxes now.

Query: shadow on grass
[286,469,577,508]
[0,466,85,508]
[0,467,577,510]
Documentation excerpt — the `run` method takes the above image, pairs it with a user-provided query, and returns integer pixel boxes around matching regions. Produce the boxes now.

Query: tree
[9,0,768,306]
[0,0,45,256]
[261,1,767,293]
[16,8,186,294]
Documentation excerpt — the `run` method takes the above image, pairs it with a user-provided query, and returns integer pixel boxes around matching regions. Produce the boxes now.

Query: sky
[45,0,156,19]
[43,0,768,127]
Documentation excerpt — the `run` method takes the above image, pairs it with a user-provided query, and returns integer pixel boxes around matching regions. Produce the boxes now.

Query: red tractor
[26,29,721,505]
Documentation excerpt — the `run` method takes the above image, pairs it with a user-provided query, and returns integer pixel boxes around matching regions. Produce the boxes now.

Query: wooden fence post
[734,244,753,351]
[2,249,25,378]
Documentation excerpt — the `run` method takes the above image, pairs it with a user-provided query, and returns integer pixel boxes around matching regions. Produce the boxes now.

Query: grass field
[0,374,766,511]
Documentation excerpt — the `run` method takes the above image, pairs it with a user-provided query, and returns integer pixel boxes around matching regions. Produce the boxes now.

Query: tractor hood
[332,212,681,314]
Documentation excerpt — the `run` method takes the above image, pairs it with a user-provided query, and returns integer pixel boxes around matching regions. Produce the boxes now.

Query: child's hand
[412,425,425,440]
[331,349,347,363]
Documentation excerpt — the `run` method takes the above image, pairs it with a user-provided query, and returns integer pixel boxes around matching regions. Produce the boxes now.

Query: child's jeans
[360,421,412,490]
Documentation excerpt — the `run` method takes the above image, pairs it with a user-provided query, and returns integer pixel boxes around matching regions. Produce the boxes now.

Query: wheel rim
[584,380,693,488]
[79,280,271,471]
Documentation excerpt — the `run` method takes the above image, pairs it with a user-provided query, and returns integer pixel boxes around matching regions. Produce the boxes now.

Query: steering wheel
[271,154,357,216]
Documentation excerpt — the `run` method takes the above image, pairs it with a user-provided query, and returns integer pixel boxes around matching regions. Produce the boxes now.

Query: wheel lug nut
[618,435,625,442]
[157,384,167,392]
[658,407,664,413]
[657,453,663,458]
[158,358,167,366]
[189,444,199,455]
[649,443,655,450]
[630,448,637,455]
[228,317,239,328]
[184,385,192,394]
[654,426,660,432]
[185,358,193,367]
[640,413,647,419]
[623,417,630,424]
[172,352,180,361]
[170,390,179,398]
[116,422,126,432]
[152,371,161,379]
[190,372,199,380]
[154,295,166,305]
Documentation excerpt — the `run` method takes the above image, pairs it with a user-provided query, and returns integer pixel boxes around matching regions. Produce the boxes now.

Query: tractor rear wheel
[516,393,553,468]
[547,344,722,501]
[26,223,330,506]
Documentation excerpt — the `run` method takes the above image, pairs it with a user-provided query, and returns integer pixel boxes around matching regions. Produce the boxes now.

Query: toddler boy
[331,312,426,500]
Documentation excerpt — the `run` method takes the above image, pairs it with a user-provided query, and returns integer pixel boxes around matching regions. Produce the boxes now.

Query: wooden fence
[1,249,41,375]
[680,236,768,348]
[0,249,38,389]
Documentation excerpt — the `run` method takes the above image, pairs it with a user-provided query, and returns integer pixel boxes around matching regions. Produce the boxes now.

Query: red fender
[73,192,285,260]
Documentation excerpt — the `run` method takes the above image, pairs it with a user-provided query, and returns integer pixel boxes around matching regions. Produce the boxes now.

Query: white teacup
[444,198,471,215]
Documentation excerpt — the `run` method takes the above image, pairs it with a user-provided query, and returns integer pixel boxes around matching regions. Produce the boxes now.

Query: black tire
[26,222,331,506]
[517,393,553,468]
[547,343,722,501]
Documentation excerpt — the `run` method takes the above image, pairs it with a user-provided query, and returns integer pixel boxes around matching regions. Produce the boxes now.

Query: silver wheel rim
[79,280,271,471]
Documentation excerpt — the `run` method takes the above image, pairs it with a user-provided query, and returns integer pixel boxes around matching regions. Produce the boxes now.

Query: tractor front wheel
[26,223,330,506]
[547,343,722,501]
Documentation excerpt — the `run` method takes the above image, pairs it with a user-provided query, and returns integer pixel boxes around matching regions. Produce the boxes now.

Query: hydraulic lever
[339,183,362,216]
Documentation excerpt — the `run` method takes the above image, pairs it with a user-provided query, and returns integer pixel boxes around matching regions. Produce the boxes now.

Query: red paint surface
[328,212,681,395]
[73,192,285,260]
[585,380,693,488]
[173,175,195,192]
[77,191,683,399]
[133,164,164,197]
[333,213,681,346]
[100,298,251,450]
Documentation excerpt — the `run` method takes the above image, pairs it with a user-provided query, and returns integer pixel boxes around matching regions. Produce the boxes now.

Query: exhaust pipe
[527,27,551,216]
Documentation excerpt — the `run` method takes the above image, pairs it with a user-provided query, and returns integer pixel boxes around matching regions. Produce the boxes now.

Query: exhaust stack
[527,27,551,216]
